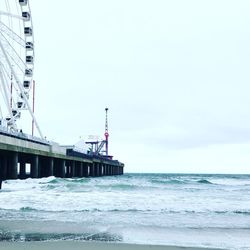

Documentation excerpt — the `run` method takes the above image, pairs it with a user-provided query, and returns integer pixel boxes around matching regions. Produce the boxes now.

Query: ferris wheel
[0,0,42,137]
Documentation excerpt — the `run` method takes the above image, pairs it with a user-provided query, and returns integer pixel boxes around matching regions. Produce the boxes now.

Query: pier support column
[0,155,3,189]
[0,154,7,180]
[0,156,2,180]
[74,162,79,177]
[98,164,102,177]
[54,160,59,177]
[40,157,54,178]
[72,161,76,177]
[98,164,102,176]
[1,157,7,180]
[66,166,70,178]
[103,164,107,176]
[8,152,18,180]
[90,163,95,177]
[60,160,66,178]
[82,163,89,177]
[100,164,104,176]
[19,160,26,179]
[53,159,65,178]
[79,162,83,177]
[107,165,111,176]
[99,164,101,176]
[94,163,99,177]
[48,158,54,177]
[31,155,39,178]
[73,162,80,177]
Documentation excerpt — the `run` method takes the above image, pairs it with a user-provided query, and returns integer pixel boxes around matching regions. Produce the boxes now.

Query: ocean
[0,174,249,250]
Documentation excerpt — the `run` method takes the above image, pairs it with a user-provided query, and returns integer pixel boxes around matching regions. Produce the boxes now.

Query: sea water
[0,174,249,249]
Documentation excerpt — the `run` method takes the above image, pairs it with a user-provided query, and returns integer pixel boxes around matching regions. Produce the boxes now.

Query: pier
[0,1,124,190]
[0,130,124,189]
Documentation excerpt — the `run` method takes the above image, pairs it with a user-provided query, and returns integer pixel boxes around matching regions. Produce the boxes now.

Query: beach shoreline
[0,241,227,250]
[1,174,248,249]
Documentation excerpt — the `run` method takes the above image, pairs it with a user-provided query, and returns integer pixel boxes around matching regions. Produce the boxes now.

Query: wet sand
[0,241,227,250]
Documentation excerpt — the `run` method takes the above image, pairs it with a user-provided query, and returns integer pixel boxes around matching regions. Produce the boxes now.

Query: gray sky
[30,0,250,173]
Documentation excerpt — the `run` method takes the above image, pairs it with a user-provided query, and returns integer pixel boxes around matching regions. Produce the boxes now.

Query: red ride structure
[104,107,109,156]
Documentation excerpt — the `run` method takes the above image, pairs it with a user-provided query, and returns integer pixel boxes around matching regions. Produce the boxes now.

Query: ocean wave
[45,177,89,184]
[0,231,122,242]
[14,207,250,216]
[19,207,38,212]
[16,207,153,213]
[197,179,213,184]
[46,178,60,184]
[92,183,158,191]
[233,210,250,215]
[150,179,186,185]
[40,179,216,192]
[150,178,215,185]
[103,183,143,190]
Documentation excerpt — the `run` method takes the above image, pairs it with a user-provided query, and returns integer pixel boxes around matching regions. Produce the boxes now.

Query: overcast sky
[29,0,250,173]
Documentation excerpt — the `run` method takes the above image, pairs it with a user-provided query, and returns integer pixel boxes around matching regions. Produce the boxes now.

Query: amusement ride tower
[104,107,109,156]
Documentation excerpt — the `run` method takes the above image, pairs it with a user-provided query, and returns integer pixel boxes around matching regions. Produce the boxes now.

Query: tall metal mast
[104,107,109,156]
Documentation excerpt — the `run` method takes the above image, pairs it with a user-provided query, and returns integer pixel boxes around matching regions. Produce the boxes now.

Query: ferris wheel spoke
[0,41,21,109]
[0,60,11,81]
[4,46,26,73]
[0,37,42,137]
[0,39,26,73]
[0,105,3,120]
[0,11,26,21]
[0,64,13,117]
[0,20,26,47]
[0,59,21,109]
[0,62,24,116]
[0,63,14,106]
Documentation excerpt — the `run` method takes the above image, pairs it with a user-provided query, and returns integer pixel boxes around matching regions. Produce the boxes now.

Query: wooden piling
[31,155,39,178]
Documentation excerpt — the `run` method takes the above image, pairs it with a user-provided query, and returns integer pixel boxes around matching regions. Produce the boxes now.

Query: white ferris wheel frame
[0,0,43,138]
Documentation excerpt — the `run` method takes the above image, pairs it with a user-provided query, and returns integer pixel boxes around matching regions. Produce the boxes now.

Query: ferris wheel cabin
[17,101,24,109]
[19,0,28,6]
[23,80,31,89]
[26,56,34,64]
[24,27,33,36]
[25,69,33,77]
[26,42,34,50]
[22,12,31,21]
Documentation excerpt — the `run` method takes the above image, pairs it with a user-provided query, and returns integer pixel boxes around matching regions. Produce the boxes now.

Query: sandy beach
[0,241,227,250]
